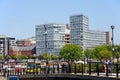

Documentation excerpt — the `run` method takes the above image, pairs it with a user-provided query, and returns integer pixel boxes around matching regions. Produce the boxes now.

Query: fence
[0,60,120,78]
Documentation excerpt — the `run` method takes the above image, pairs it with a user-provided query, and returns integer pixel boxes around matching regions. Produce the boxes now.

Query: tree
[38,54,44,60]
[0,54,4,60]
[84,49,91,58]
[92,45,112,60]
[59,44,82,60]
[84,48,96,59]
[42,53,47,60]
[18,55,28,60]
[50,54,57,60]
[112,45,120,59]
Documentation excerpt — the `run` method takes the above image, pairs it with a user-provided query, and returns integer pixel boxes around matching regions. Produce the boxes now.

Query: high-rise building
[36,23,66,55]
[86,30,106,49]
[70,14,108,50]
[0,35,15,57]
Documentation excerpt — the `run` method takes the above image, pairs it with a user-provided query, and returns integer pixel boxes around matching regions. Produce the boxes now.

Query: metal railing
[0,61,120,78]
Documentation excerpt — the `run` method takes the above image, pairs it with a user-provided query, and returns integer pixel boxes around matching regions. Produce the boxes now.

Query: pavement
[0,77,7,80]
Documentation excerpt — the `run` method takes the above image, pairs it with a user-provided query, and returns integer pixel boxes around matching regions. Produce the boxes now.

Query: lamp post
[111,25,115,62]
[44,25,48,80]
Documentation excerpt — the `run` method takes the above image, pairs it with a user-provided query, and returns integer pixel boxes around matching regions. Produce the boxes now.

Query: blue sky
[0,0,120,44]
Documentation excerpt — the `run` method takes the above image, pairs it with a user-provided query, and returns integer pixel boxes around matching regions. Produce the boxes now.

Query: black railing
[0,61,120,78]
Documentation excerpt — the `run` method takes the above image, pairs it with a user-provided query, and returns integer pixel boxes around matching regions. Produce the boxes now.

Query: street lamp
[111,25,115,62]
[44,25,48,80]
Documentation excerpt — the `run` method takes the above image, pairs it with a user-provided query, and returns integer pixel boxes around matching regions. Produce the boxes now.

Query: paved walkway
[0,77,7,80]
[75,72,120,78]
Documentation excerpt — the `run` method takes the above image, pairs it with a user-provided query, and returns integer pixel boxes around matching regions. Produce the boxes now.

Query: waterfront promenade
[0,72,120,80]
[17,73,120,80]
[0,60,120,80]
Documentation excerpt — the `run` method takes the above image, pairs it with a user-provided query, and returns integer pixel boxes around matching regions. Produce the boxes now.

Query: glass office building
[36,23,65,55]
[70,14,106,50]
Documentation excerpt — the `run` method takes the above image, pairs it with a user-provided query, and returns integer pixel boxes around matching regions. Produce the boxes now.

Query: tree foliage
[38,54,44,60]
[84,48,96,59]
[50,54,57,60]
[92,45,112,60]
[59,44,82,60]
[38,53,57,60]
[112,45,120,58]
[0,54,4,60]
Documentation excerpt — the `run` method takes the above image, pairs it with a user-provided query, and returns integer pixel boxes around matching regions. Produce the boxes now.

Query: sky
[0,0,120,44]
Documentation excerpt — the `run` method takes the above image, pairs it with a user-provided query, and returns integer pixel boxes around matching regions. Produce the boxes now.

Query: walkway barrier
[0,60,120,78]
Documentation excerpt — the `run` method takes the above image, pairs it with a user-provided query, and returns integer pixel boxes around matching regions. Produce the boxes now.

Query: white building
[70,14,106,50]
[36,23,66,55]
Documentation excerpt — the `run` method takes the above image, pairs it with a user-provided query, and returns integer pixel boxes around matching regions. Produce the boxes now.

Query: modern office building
[70,14,109,50]
[86,30,107,49]
[0,35,15,57]
[36,23,66,56]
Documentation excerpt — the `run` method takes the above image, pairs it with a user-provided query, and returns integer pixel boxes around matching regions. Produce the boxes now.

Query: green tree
[42,53,47,60]
[18,55,28,60]
[50,54,57,60]
[39,53,57,60]
[38,54,44,60]
[84,48,96,59]
[0,54,4,60]
[112,45,120,59]
[93,45,112,60]
[59,44,82,60]
[84,49,91,58]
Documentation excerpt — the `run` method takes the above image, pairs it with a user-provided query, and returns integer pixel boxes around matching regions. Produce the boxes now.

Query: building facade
[70,14,108,50]
[86,30,106,49]
[65,24,70,44]
[11,45,35,57]
[36,23,66,56]
[0,35,15,57]
[16,40,31,46]
[16,37,36,46]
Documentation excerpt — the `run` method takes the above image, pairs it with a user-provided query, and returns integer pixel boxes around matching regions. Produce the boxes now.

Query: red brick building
[10,46,35,57]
